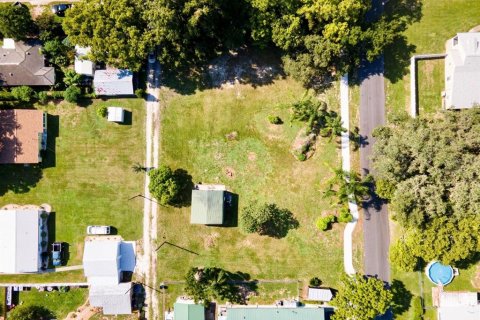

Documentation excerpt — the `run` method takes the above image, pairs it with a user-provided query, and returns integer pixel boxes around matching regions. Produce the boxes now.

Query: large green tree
[63,0,153,71]
[144,0,250,69]
[9,305,53,320]
[240,201,298,238]
[0,3,33,40]
[148,165,181,205]
[331,274,393,320]
[372,109,480,228]
[248,0,409,89]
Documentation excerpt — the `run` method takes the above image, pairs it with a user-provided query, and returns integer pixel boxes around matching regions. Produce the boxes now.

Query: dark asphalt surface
[359,56,391,283]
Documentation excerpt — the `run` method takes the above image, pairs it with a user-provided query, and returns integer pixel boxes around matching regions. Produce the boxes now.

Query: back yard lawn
[385,0,480,116]
[156,77,358,309]
[0,98,145,280]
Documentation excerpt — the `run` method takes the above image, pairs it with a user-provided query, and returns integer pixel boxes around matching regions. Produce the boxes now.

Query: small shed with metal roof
[223,307,326,320]
[307,287,333,302]
[190,189,225,225]
[174,302,205,320]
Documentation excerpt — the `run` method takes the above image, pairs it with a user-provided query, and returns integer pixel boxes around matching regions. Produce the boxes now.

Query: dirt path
[137,60,161,320]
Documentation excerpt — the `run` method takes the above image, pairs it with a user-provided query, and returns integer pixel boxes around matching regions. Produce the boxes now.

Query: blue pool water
[427,261,454,285]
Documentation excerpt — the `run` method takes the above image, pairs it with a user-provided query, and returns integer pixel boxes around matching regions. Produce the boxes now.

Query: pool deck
[432,286,441,307]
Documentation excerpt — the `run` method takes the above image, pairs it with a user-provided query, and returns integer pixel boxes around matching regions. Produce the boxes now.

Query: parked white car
[87,225,111,235]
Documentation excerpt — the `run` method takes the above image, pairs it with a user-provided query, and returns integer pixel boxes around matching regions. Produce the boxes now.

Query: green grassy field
[385,0,480,117]
[156,78,351,309]
[0,98,145,282]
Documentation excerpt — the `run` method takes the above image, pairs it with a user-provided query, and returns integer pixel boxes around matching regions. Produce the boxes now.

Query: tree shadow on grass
[162,47,285,95]
[261,206,299,239]
[171,168,194,208]
[0,164,42,196]
[390,279,413,318]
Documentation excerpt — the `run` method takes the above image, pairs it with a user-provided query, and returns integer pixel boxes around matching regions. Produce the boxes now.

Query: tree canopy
[373,109,480,269]
[240,201,299,238]
[331,274,393,320]
[145,0,249,69]
[9,305,53,320]
[63,0,153,71]
[0,3,33,40]
[184,267,245,305]
[248,0,409,88]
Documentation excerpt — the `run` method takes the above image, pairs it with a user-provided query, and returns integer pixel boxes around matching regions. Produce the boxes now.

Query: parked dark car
[51,242,64,267]
[51,4,72,15]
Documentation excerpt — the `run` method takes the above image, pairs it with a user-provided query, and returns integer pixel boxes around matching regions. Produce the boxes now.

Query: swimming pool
[426,261,454,286]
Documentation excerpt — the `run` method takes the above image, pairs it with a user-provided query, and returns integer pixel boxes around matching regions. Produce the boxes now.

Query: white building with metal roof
[307,288,333,302]
[438,291,480,320]
[93,68,134,96]
[74,46,95,77]
[444,32,480,109]
[83,236,136,315]
[0,209,42,273]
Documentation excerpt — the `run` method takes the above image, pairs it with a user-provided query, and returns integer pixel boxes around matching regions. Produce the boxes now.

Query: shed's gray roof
[93,69,133,96]
[190,190,224,225]
[225,307,326,320]
[83,239,121,285]
[89,283,132,315]
[0,40,55,86]
[307,288,333,301]
[0,209,40,273]
[445,32,480,109]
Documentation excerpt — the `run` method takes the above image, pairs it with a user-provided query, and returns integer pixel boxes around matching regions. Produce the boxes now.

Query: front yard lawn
[0,98,145,283]
[156,77,354,309]
[385,0,480,116]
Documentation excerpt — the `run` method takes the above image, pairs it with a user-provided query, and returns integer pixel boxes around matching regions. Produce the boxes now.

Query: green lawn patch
[0,98,145,274]
[156,78,345,309]
[8,288,88,319]
[385,0,480,117]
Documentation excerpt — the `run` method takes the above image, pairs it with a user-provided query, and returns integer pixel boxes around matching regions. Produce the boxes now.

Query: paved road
[359,57,390,283]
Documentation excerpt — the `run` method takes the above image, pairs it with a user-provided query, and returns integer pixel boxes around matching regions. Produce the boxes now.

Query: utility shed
[74,46,94,77]
[174,303,205,320]
[307,288,333,302]
[93,69,133,96]
[107,107,125,123]
[89,282,132,315]
[225,307,326,320]
[190,190,225,225]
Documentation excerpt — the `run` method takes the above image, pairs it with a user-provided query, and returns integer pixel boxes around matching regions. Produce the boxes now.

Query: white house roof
[83,239,121,285]
[438,291,480,320]
[445,32,480,109]
[74,46,94,76]
[107,107,124,123]
[93,69,134,96]
[307,288,333,301]
[0,210,40,273]
[89,282,132,315]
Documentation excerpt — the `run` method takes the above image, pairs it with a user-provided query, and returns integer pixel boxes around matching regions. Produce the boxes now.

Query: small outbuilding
[190,187,225,225]
[307,287,333,302]
[174,302,205,320]
[107,107,125,123]
[93,68,134,96]
[74,46,95,77]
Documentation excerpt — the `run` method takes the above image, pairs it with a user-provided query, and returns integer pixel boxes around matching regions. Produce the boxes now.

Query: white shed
[107,107,125,123]
[307,287,333,302]
[74,46,95,77]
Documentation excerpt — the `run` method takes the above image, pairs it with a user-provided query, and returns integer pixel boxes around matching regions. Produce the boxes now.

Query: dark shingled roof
[0,40,55,86]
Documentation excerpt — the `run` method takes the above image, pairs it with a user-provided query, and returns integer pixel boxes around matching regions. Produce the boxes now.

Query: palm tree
[131,162,146,173]
[63,69,82,87]
[320,112,347,139]
[324,168,372,205]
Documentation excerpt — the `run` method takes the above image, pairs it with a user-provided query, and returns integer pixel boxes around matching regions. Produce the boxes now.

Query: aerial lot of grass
[0,98,145,283]
[385,0,480,116]
[156,77,360,309]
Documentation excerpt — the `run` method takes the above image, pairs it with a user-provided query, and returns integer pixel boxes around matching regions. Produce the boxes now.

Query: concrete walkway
[47,265,83,272]
[340,74,360,276]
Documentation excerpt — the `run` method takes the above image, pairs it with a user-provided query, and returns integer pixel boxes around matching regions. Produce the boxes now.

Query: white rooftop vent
[2,38,15,49]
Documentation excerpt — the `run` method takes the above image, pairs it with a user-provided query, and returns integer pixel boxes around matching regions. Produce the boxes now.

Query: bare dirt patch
[224,167,236,179]
[472,265,480,289]
[247,152,257,161]
[203,232,220,249]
